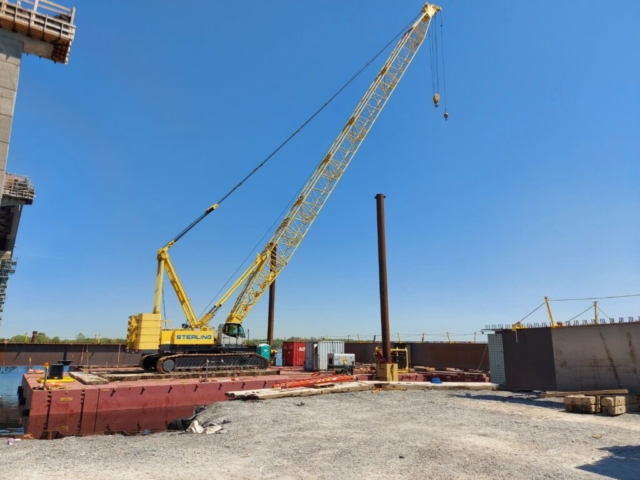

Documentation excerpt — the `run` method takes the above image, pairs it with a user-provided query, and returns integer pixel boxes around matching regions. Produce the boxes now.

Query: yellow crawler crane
[127,3,442,373]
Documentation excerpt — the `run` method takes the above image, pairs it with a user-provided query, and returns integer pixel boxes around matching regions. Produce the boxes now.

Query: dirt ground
[3,390,640,479]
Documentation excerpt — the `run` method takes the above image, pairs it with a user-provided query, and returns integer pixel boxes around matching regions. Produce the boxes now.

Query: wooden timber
[542,389,628,398]
[602,403,640,416]
[100,368,280,382]
[226,381,498,400]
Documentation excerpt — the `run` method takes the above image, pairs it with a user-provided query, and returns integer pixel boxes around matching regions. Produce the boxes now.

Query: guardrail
[0,0,76,63]
[14,0,74,23]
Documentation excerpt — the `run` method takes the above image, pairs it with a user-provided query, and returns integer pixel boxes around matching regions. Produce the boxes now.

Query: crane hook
[443,111,449,121]
[432,93,440,108]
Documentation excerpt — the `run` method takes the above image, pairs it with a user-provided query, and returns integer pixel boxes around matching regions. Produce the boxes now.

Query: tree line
[1,333,347,347]
[1,332,126,344]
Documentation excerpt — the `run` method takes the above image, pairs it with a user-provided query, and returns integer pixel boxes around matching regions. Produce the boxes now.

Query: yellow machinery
[391,347,410,374]
[374,346,409,379]
[127,3,443,373]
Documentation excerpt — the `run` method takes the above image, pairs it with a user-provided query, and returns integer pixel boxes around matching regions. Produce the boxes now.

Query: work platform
[18,366,491,438]
[0,0,76,64]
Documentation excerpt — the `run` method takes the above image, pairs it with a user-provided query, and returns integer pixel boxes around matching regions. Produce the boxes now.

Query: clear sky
[2,1,639,341]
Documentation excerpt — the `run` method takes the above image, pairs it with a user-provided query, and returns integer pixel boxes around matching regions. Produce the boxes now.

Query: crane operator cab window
[218,323,246,345]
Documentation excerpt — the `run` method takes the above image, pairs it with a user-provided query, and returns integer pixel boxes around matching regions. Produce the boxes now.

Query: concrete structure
[0,1,75,328]
[487,320,640,393]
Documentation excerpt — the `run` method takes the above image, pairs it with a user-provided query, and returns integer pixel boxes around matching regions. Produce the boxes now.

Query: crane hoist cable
[165,12,422,250]
[428,10,448,120]
[439,11,449,119]
[197,13,428,317]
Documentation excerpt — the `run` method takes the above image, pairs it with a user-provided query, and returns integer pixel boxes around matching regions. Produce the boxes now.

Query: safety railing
[484,316,640,331]
[3,173,35,203]
[0,0,76,63]
[13,0,74,23]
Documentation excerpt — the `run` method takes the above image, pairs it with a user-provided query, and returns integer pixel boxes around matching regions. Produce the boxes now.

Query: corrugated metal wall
[282,341,306,366]
[304,341,345,371]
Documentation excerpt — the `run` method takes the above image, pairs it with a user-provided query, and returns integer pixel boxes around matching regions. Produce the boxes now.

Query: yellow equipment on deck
[391,347,410,374]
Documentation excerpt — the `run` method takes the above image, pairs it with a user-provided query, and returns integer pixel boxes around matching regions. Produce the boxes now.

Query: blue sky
[2,1,639,341]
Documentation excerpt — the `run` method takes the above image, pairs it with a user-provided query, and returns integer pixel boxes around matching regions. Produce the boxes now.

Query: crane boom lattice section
[224,5,439,325]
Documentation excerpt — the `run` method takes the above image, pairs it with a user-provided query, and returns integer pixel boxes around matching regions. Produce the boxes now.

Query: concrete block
[602,403,640,416]
[600,395,640,407]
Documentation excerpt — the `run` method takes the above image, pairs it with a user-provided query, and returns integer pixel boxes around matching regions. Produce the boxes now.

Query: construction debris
[185,420,226,435]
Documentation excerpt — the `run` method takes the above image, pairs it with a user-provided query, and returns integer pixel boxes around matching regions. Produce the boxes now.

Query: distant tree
[35,332,51,343]
[75,333,86,342]
[51,336,61,343]
[9,334,26,343]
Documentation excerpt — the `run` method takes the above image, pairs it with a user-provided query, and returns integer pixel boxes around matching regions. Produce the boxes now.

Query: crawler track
[153,352,269,374]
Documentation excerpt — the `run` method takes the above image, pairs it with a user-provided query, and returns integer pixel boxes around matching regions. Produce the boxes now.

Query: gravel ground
[3,390,640,479]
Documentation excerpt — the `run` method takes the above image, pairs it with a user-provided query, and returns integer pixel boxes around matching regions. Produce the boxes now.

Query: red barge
[18,366,489,438]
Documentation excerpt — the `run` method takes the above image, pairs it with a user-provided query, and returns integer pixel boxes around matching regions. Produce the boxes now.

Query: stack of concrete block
[564,395,600,414]
[600,395,640,416]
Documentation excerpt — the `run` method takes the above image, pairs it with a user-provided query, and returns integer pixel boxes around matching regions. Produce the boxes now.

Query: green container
[256,343,271,361]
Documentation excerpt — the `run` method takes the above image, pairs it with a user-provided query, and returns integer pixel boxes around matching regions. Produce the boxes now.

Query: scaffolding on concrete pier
[0,0,76,63]
[0,251,16,329]
[3,173,34,204]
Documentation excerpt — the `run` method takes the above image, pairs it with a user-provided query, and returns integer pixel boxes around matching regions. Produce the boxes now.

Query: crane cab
[217,322,247,346]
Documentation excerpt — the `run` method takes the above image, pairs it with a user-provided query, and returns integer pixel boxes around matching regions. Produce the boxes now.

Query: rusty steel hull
[552,323,640,392]
[19,367,490,438]
[344,342,489,370]
[500,328,557,391]
[495,322,640,393]
[0,343,140,367]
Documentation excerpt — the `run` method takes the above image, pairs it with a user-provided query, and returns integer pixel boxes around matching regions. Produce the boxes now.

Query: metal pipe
[267,245,276,349]
[30,331,38,344]
[375,193,391,363]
